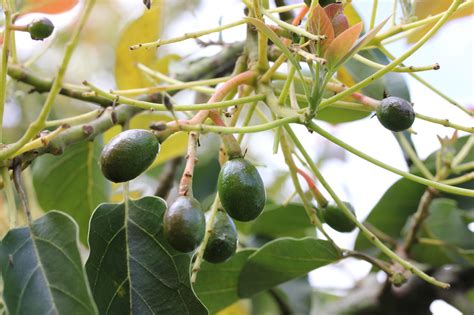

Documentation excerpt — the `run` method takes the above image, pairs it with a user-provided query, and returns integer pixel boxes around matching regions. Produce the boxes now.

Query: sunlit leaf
[307,4,334,53]
[115,1,163,89]
[407,0,474,43]
[324,3,349,36]
[324,22,362,69]
[0,211,98,314]
[152,131,188,167]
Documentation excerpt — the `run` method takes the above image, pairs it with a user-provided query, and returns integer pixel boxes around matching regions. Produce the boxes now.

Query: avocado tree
[0,0,473,314]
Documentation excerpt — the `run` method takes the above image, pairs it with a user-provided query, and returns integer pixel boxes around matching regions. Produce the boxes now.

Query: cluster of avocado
[162,156,265,263]
[376,96,415,132]
[99,130,263,264]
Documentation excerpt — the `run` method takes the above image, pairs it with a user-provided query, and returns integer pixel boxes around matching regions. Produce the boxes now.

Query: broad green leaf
[324,22,362,70]
[0,211,98,314]
[246,203,314,238]
[307,4,335,53]
[194,250,255,314]
[411,199,474,266]
[86,196,207,315]
[238,238,340,298]
[32,141,110,243]
[115,1,163,89]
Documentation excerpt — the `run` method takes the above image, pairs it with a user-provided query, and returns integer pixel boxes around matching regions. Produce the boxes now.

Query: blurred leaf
[411,198,474,266]
[324,22,362,69]
[153,131,188,167]
[324,3,349,37]
[356,136,473,255]
[251,291,285,315]
[407,0,474,43]
[194,249,255,314]
[244,203,314,238]
[32,140,110,243]
[0,211,98,314]
[317,107,371,124]
[20,0,78,14]
[238,238,340,298]
[86,196,207,314]
[343,3,363,27]
[307,4,335,53]
[115,1,163,89]
[278,277,313,315]
[217,301,250,315]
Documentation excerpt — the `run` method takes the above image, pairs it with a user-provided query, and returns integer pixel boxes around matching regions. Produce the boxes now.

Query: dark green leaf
[0,211,98,315]
[86,196,207,315]
[355,178,425,253]
[194,249,255,313]
[32,140,110,243]
[238,238,340,298]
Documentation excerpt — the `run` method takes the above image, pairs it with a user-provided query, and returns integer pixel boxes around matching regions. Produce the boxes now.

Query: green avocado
[376,96,415,132]
[217,158,266,222]
[163,196,205,253]
[27,17,54,40]
[204,210,238,263]
[100,129,159,183]
[321,202,356,233]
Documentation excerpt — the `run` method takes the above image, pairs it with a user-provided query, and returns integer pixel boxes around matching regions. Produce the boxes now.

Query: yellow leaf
[407,0,474,43]
[152,131,188,167]
[217,301,250,315]
[115,1,163,89]
[343,3,363,30]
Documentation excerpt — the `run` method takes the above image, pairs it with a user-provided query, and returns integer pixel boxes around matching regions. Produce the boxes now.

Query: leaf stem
[306,122,474,197]
[395,133,434,179]
[352,53,439,73]
[0,0,13,142]
[370,0,379,30]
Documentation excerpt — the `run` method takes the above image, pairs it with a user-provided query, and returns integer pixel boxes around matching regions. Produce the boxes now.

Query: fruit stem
[285,125,451,289]
[1,167,17,228]
[9,24,28,32]
[12,161,32,224]
[0,0,13,143]
[295,167,328,208]
[178,132,199,197]
[191,195,221,284]
[395,133,434,180]
[352,54,440,73]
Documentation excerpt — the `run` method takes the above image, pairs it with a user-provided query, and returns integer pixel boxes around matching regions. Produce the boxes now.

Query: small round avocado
[100,129,159,183]
[27,17,54,40]
[204,210,238,263]
[218,158,266,222]
[163,196,205,253]
[376,96,415,132]
[321,202,356,233]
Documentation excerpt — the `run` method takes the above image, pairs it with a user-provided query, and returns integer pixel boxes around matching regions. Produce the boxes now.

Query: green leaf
[0,211,98,314]
[86,196,207,315]
[194,249,255,314]
[32,141,110,243]
[411,198,474,266]
[238,237,341,298]
[246,203,314,238]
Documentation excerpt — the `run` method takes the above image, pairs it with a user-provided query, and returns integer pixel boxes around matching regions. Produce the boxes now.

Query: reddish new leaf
[324,3,349,36]
[307,4,334,53]
[347,17,390,60]
[324,22,363,69]
[22,0,78,14]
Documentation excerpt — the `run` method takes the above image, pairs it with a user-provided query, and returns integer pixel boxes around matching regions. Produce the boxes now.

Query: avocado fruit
[100,129,159,183]
[163,196,205,253]
[27,17,54,40]
[204,210,238,263]
[321,202,357,233]
[217,158,266,222]
[376,96,415,132]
